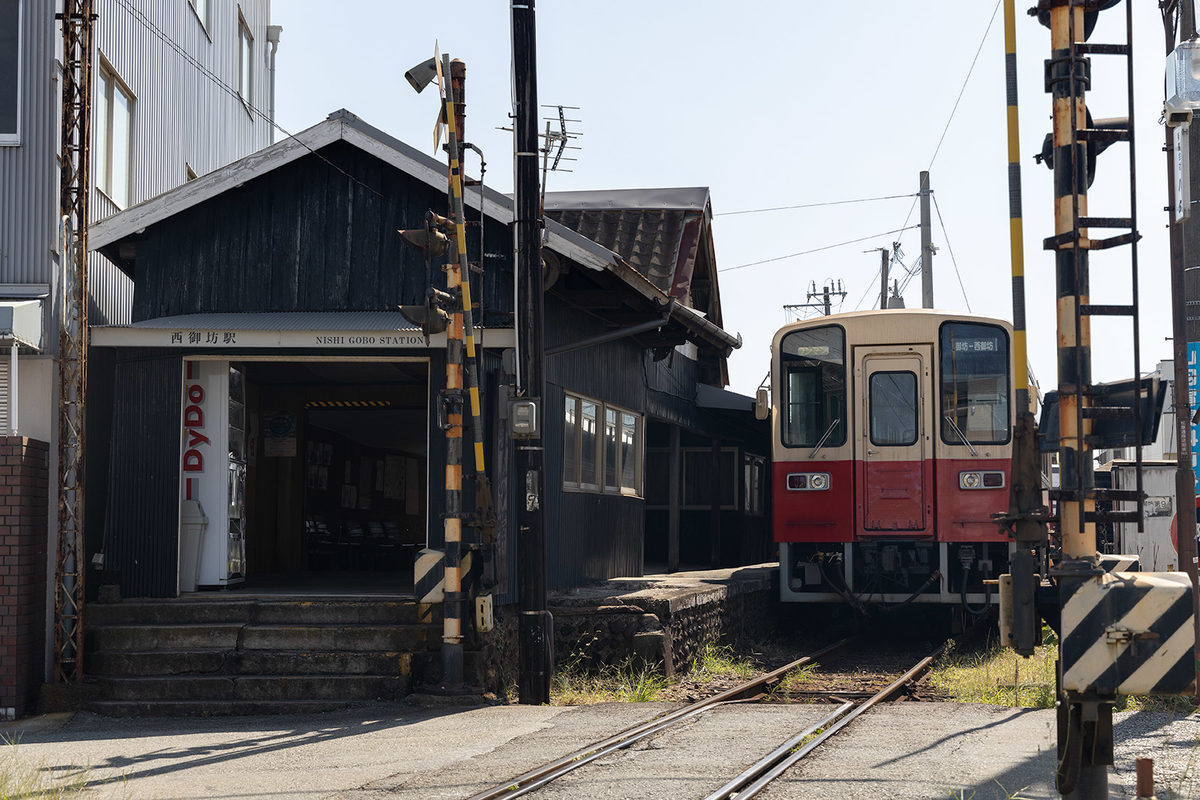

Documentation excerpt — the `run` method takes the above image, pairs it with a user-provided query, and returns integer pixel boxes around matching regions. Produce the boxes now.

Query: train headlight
[959,471,1005,489]
[787,472,830,491]
[960,472,981,489]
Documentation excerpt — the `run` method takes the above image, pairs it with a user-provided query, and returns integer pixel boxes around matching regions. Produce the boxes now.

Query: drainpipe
[265,25,282,143]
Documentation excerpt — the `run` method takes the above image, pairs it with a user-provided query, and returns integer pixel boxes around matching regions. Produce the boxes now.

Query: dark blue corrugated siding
[544,294,647,588]
[128,142,514,324]
[103,353,183,598]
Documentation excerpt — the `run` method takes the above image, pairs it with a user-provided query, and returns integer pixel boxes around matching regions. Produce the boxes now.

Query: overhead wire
[718,226,920,273]
[854,0,1003,310]
[932,195,972,312]
[110,0,386,199]
[715,193,916,217]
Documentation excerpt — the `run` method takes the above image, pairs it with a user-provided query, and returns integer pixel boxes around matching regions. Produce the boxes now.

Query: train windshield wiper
[808,419,841,459]
[943,415,978,457]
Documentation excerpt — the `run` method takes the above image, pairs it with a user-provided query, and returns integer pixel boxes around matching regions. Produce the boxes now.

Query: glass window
[580,400,598,487]
[870,371,919,446]
[604,408,618,490]
[620,412,638,492]
[563,395,578,485]
[780,325,846,448]
[0,0,19,144]
[940,322,1011,445]
[189,0,208,30]
[97,62,134,208]
[744,454,765,516]
[238,16,252,104]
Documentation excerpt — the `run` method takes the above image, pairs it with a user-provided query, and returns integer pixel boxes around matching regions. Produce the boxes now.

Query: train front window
[870,371,919,446]
[780,325,846,448]
[939,322,1011,445]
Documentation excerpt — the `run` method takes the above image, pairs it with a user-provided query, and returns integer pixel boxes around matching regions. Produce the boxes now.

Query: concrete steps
[84,597,443,716]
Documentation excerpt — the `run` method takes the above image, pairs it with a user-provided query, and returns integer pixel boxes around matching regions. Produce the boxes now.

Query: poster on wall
[384,455,404,501]
[263,412,297,457]
[1190,342,1199,494]
[405,456,419,515]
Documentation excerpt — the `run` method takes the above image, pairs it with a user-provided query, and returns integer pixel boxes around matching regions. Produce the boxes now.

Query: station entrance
[183,357,429,596]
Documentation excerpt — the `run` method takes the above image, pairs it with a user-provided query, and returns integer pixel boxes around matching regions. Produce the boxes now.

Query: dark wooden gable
[124,140,514,325]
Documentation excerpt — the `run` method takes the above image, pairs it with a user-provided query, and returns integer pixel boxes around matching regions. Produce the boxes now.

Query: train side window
[939,322,1011,445]
[869,371,919,446]
[780,325,846,449]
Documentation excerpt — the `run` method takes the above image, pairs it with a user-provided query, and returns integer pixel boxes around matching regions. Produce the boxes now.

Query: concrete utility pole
[1164,0,1200,698]
[920,171,934,308]
[512,0,552,705]
[878,248,890,310]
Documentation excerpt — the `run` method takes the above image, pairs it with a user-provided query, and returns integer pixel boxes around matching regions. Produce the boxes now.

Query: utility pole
[512,0,552,705]
[878,248,890,310]
[1164,0,1200,699]
[920,171,934,308]
[54,0,94,685]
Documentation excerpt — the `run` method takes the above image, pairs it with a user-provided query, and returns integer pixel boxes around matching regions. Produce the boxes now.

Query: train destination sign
[90,326,517,350]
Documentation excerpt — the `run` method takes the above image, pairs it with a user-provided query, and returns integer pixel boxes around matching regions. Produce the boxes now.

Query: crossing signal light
[1035,112,1127,189]
[1032,0,1121,41]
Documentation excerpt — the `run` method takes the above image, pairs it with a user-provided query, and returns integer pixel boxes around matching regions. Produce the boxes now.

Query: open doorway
[241,359,429,594]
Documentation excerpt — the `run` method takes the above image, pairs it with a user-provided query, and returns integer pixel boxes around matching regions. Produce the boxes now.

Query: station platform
[548,563,778,676]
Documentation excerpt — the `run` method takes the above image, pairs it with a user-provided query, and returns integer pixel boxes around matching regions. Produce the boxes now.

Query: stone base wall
[0,437,48,719]
[549,571,777,678]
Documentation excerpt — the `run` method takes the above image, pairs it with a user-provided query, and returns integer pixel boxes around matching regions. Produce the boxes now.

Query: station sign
[91,327,516,350]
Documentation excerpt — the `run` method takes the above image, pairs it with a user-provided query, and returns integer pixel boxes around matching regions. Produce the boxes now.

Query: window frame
[562,390,642,498]
[237,9,253,112]
[938,320,1013,447]
[868,370,920,447]
[95,56,135,209]
[743,453,766,517]
[779,324,847,450]
[187,0,211,38]
[0,0,22,146]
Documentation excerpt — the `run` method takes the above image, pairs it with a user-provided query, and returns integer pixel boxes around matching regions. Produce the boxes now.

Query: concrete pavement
[2,701,1198,799]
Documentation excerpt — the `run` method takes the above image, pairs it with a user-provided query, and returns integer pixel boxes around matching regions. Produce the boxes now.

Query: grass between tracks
[929,637,1058,708]
[550,643,754,705]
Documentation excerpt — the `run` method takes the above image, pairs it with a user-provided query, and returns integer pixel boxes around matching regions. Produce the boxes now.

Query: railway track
[465,635,949,800]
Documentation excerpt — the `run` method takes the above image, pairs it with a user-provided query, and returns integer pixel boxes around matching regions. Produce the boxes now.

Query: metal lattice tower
[54,0,94,684]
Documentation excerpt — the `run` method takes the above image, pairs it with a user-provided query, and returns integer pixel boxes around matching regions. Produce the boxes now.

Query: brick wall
[0,437,48,719]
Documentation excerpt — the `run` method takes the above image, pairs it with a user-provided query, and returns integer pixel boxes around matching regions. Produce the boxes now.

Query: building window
[188,0,208,33]
[238,12,253,107]
[562,392,641,496]
[96,61,134,208]
[743,453,766,516]
[0,0,20,145]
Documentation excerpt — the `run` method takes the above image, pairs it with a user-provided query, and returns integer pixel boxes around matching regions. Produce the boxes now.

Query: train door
[857,346,933,533]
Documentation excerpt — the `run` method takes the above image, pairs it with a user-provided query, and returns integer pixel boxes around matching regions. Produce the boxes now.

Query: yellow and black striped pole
[1005,0,1029,410]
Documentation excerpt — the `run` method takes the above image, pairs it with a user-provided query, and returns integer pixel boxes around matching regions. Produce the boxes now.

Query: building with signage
[84,110,767,629]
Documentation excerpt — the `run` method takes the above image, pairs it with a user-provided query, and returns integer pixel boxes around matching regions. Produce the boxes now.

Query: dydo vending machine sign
[180,361,247,589]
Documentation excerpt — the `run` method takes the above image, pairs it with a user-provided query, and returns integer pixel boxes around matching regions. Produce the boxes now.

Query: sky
[271,0,1178,397]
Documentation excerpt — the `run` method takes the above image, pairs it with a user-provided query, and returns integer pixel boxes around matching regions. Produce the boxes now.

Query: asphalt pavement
[3,701,1198,799]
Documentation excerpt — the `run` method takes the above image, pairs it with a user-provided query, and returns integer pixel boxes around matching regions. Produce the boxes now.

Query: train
[759,309,1021,616]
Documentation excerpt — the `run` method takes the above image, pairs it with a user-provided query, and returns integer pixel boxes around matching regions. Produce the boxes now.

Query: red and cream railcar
[769,309,1014,609]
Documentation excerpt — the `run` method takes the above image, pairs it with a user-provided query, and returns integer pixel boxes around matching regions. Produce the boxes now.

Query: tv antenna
[784,278,847,321]
[499,104,582,211]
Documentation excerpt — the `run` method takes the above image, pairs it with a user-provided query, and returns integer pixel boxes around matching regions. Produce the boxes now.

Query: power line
[856,0,1002,311]
[718,226,919,273]
[932,194,971,312]
[927,0,1003,171]
[110,0,385,199]
[715,193,917,217]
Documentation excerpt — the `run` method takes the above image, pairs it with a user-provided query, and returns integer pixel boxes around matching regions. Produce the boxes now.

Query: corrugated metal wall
[102,351,182,598]
[125,142,516,321]
[0,1,56,287]
[0,1,273,327]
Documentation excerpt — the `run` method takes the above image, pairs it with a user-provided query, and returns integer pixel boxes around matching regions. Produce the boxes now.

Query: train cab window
[869,371,919,446]
[939,322,1011,445]
[780,325,846,448]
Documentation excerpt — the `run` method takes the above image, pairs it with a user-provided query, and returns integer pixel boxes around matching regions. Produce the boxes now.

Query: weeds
[551,655,669,705]
[688,644,754,683]
[930,639,1056,708]
[0,739,103,799]
[766,663,818,701]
